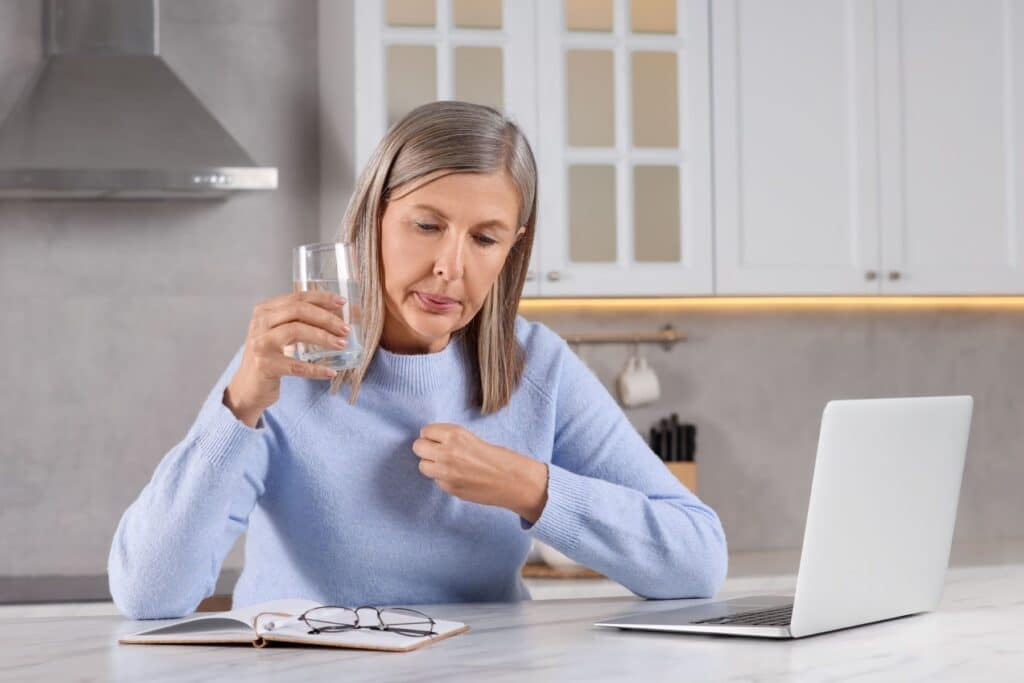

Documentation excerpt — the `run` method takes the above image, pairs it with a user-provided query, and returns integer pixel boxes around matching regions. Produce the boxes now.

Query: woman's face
[379,169,526,354]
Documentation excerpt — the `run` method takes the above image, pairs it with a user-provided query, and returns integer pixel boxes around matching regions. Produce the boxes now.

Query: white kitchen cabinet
[318,0,543,294]
[534,0,714,296]
[332,0,713,298]
[713,0,1024,295]
[711,0,881,295]
[876,0,1024,294]
[329,0,1023,297]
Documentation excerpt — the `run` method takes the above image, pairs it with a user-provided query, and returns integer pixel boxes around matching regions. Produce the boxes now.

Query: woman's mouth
[415,291,460,313]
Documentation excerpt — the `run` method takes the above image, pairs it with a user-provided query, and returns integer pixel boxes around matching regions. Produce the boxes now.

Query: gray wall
[1,1,1020,602]
[0,0,320,597]
[526,306,1024,552]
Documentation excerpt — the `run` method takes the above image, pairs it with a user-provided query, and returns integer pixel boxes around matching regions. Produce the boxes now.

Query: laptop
[595,395,973,639]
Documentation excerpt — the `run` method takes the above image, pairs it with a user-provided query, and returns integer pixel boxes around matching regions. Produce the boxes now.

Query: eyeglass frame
[253,605,437,638]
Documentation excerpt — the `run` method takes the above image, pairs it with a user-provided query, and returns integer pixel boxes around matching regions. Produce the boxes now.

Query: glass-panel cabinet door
[355,0,541,295]
[536,0,713,296]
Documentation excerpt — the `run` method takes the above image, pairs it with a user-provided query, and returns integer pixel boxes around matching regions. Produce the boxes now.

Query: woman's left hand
[413,423,549,524]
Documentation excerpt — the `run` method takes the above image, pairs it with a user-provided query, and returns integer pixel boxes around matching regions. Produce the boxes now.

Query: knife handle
[649,426,662,459]
[666,420,677,462]
[684,424,696,461]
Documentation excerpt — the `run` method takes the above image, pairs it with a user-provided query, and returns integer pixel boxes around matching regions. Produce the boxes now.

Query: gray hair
[329,100,538,414]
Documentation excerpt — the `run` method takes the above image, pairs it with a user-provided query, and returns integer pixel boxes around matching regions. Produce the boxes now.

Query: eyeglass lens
[301,606,435,636]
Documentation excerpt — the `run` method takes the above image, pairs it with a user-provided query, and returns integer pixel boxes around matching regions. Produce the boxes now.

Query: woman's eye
[415,221,497,247]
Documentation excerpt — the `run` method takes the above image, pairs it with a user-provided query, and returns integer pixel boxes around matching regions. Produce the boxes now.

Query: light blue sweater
[108,316,728,619]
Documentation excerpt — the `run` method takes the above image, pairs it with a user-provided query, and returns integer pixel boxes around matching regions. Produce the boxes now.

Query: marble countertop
[2,558,1022,682]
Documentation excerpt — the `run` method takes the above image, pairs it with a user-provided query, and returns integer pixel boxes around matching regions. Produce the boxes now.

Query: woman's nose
[433,234,466,281]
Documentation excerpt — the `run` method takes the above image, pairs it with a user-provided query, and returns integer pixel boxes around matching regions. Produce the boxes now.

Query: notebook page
[131,618,253,637]
[126,598,321,638]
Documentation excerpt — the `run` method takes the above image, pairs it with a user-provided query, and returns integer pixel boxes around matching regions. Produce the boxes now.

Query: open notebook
[118,599,469,652]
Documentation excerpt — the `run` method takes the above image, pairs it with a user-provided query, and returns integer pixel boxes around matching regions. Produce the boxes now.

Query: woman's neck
[379,319,451,355]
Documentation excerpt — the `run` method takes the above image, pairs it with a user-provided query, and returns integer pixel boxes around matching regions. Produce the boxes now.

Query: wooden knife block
[665,461,697,491]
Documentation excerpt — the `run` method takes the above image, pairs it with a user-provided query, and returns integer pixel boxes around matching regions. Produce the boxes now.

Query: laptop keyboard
[691,604,793,627]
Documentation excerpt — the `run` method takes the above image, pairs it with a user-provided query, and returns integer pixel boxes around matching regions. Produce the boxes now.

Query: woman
[108,101,728,619]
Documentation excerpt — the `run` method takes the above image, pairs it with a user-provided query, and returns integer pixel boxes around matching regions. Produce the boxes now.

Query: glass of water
[292,241,364,371]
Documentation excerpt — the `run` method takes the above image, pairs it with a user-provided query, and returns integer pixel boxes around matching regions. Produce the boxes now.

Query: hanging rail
[562,323,685,352]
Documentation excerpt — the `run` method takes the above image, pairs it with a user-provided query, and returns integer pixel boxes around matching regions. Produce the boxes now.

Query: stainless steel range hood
[0,0,277,199]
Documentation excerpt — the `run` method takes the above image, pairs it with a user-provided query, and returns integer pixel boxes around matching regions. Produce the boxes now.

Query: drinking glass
[292,241,364,370]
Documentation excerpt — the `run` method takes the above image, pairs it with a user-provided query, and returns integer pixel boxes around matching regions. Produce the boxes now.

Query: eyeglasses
[254,605,437,638]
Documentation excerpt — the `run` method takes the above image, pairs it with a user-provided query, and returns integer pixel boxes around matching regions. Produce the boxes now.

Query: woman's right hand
[224,290,350,427]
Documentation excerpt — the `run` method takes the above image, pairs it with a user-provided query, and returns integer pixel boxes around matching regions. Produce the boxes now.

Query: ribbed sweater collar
[366,333,473,395]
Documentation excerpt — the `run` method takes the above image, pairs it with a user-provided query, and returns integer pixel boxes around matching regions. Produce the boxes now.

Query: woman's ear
[514,226,526,242]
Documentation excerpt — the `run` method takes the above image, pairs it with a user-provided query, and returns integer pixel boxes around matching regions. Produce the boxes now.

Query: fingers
[267,354,338,380]
[261,289,345,311]
[261,300,349,337]
[243,290,353,383]
[413,434,439,474]
[262,321,347,354]
[419,423,458,442]
[250,291,347,336]
[418,458,439,478]
[412,437,441,461]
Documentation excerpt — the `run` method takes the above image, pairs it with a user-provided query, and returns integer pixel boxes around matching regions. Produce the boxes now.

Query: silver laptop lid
[790,396,973,638]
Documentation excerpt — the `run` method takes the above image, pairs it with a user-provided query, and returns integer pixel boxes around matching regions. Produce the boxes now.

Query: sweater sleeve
[522,339,729,600]
[107,344,278,619]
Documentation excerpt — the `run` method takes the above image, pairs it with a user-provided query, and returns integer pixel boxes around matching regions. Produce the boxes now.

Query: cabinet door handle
[888,270,902,281]
[546,271,562,282]
[865,270,878,281]
[526,270,536,282]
